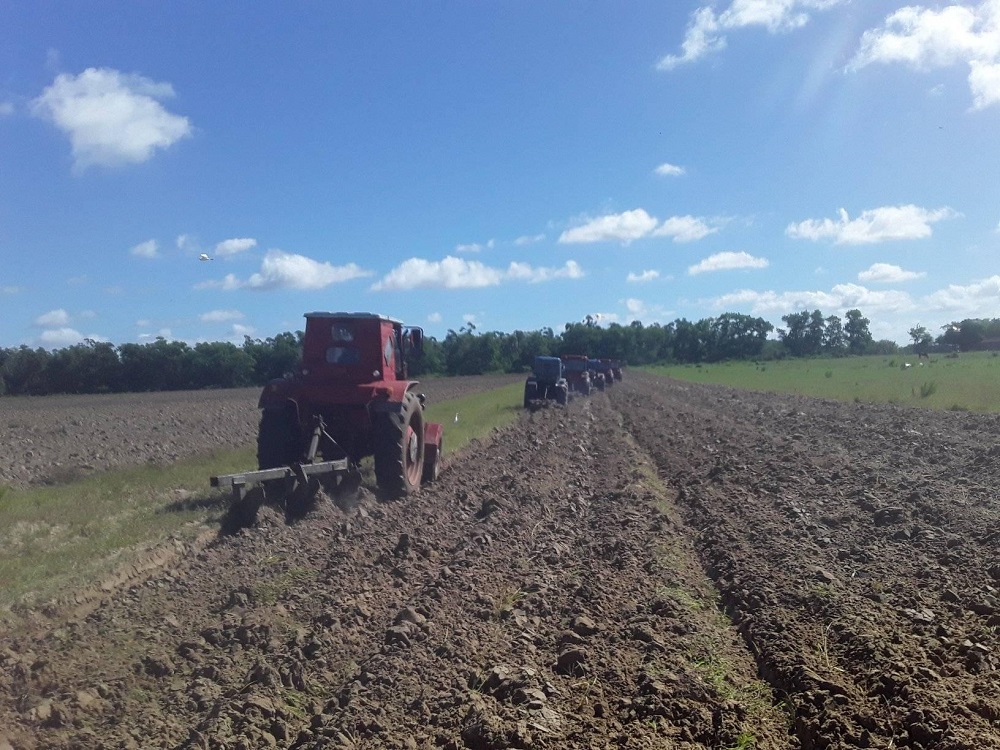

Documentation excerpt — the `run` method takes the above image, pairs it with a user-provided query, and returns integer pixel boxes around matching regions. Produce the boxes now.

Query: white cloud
[653,215,719,243]
[176,234,198,253]
[2,286,22,295]
[558,209,658,244]
[373,257,502,291]
[658,0,844,70]
[786,205,959,244]
[139,328,172,341]
[654,162,686,176]
[505,260,584,284]
[135,319,151,327]
[214,238,257,257]
[456,239,495,254]
[627,270,661,283]
[858,262,927,283]
[78,310,96,319]
[427,312,443,323]
[67,275,88,286]
[372,256,584,291]
[231,323,255,338]
[200,309,245,323]
[514,233,546,246]
[711,283,914,316]
[37,328,108,347]
[35,308,70,327]
[850,2,1000,109]
[689,251,769,275]
[0,102,14,117]
[923,274,1000,314]
[30,67,192,170]
[585,312,621,325]
[39,328,85,346]
[200,250,371,291]
[622,298,673,322]
[130,239,159,258]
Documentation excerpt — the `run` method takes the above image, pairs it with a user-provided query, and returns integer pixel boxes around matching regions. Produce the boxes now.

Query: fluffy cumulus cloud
[627,270,661,283]
[654,162,686,176]
[231,323,255,338]
[35,308,71,326]
[38,327,108,347]
[198,250,371,291]
[711,283,914,316]
[850,1,1000,109]
[30,68,192,170]
[923,274,1000,314]
[372,257,584,291]
[786,205,959,244]
[559,209,719,245]
[130,239,159,258]
[688,251,769,275]
[427,312,443,323]
[200,309,244,323]
[559,209,658,245]
[214,238,257,257]
[858,262,927,283]
[658,0,845,70]
[652,215,719,243]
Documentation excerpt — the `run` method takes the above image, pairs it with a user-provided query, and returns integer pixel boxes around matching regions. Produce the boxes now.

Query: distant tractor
[589,358,606,391]
[560,354,592,396]
[524,355,569,408]
[212,312,444,510]
[610,359,623,382]
[593,358,615,388]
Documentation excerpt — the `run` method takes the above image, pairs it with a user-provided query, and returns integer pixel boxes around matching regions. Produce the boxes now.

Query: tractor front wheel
[374,392,425,499]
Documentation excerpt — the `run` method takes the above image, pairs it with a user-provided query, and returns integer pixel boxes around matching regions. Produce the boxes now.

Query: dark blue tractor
[524,356,569,408]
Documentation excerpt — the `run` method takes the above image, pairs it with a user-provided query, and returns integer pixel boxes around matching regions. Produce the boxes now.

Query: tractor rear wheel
[374,391,425,498]
[523,382,537,409]
[257,408,302,470]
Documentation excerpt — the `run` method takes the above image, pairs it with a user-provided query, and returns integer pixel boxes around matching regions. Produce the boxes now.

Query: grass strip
[646,351,1000,412]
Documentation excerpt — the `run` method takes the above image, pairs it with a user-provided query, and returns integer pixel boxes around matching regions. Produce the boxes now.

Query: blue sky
[2,0,999,349]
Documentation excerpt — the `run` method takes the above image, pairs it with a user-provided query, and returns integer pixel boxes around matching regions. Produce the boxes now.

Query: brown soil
[1,371,999,749]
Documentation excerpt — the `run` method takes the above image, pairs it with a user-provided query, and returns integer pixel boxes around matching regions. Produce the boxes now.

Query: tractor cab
[300,312,423,384]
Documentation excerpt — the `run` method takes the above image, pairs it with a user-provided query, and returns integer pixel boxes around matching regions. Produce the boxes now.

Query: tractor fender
[424,421,443,449]
[258,377,295,409]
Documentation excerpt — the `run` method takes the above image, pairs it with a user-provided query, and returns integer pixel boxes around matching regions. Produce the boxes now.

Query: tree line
[1,310,995,397]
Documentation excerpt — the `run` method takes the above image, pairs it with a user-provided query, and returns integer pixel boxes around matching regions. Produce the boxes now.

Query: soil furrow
[612,371,1000,749]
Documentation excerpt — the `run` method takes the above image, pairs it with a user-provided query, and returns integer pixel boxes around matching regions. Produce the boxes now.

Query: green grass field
[0,381,524,618]
[646,351,1000,412]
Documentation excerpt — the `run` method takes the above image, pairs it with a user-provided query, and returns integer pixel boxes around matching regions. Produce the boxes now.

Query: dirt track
[2,371,1000,748]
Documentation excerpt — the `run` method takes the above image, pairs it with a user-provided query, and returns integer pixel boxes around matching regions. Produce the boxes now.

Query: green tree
[823,315,846,355]
[844,309,873,354]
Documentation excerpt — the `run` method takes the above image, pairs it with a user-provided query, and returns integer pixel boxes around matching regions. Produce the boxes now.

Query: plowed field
[2,371,999,749]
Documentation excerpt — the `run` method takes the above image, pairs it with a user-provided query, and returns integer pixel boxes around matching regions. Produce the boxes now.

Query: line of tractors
[523,354,623,408]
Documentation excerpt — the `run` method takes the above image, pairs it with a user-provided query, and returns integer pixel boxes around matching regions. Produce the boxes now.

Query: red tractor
[560,354,592,396]
[212,312,443,508]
